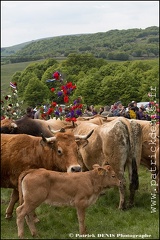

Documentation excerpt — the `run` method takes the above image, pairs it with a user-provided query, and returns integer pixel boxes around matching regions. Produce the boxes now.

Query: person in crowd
[128,102,137,119]
[139,104,146,111]
[113,102,125,117]
[110,102,117,114]
[34,108,41,119]
[26,107,34,119]
[137,107,146,120]
[90,105,98,115]
[83,105,97,116]
[83,105,93,116]
[132,101,139,113]
[98,106,104,115]
[100,105,112,116]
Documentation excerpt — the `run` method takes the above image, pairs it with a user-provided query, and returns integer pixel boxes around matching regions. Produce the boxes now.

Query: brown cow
[133,120,159,193]
[1,129,94,219]
[71,117,142,209]
[101,117,160,193]
[105,117,160,193]
[46,115,106,130]
[16,165,120,238]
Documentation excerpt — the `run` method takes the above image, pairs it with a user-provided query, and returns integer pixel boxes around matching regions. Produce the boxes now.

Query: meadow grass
[1,166,159,239]
[1,60,45,95]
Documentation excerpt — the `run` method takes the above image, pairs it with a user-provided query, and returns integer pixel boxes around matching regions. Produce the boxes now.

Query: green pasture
[1,60,45,95]
[1,166,159,239]
[1,60,159,239]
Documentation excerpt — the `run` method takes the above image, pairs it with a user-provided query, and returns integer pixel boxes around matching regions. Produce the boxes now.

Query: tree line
[10,54,159,109]
[1,26,159,64]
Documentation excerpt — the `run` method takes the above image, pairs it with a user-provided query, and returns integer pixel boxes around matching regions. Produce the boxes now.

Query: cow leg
[76,207,87,234]
[128,158,139,208]
[5,189,39,222]
[5,189,19,219]
[128,163,134,207]
[16,205,37,238]
[33,212,40,223]
[25,212,37,237]
[118,179,126,210]
[16,204,26,239]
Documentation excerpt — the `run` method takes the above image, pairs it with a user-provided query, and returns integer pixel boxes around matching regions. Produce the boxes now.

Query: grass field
[1,60,45,96]
[1,60,159,239]
[1,166,159,239]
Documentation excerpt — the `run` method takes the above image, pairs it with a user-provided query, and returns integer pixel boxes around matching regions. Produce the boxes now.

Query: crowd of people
[82,101,151,121]
[25,100,151,121]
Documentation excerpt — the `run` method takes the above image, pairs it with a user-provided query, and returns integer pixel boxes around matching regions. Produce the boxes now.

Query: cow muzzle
[67,165,82,172]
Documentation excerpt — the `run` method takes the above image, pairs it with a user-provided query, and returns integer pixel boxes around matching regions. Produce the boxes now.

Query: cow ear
[97,167,106,175]
[106,165,110,171]
[76,139,88,148]
[103,164,111,171]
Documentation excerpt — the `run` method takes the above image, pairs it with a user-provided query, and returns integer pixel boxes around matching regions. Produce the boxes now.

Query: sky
[1,1,159,48]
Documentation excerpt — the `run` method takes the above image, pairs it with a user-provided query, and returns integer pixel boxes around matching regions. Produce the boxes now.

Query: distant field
[1,166,159,239]
[1,60,45,96]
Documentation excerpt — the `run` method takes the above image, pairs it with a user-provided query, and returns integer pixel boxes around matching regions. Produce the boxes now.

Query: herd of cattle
[1,114,159,238]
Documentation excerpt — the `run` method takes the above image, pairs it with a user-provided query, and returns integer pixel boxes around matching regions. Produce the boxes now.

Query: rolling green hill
[1,26,159,64]
[1,41,34,57]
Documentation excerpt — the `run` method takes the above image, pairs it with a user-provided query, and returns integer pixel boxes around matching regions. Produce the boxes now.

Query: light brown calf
[16,165,120,238]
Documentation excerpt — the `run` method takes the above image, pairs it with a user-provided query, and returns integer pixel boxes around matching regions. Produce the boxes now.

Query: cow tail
[18,169,35,205]
[121,119,139,191]
[130,157,139,190]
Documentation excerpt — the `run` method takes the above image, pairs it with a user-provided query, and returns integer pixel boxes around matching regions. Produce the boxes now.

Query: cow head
[1,119,18,133]
[92,164,121,188]
[41,129,94,173]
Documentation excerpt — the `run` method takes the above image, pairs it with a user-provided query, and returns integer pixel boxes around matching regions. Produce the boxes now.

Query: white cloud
[1,1,159,47]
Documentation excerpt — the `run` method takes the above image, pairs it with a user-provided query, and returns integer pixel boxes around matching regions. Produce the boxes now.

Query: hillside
[1,26,159,64]
[1,41,35,57]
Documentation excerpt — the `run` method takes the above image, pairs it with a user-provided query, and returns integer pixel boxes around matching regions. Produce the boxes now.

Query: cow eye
[112,175,115,178]
[57,147,63,155]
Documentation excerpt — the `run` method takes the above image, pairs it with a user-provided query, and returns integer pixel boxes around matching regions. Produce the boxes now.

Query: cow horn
[74,129,94,140]
[48,125,65,133]
[51,128,65,133]
[11,122,18,128]
[41,133,56,142]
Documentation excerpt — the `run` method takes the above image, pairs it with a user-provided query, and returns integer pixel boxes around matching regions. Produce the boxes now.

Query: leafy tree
[11,71,22,85]
[72,71,102,106]
[23,77,50,107]
[42,58,58,69]
[18,72,38,97]
[10,54,159,111]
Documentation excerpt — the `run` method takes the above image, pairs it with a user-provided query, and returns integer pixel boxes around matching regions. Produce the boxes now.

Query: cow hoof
[100,190,106,195]
[128,203,135,209]
[34,217,40,223]
[5,214,13,220]
[118,205,127,211]
[32,232,38,237]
